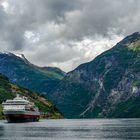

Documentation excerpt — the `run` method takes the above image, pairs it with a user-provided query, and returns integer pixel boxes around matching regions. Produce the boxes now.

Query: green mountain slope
[0,53,65,95]
[50,32,140,118]
[0,74,62,119]
[108,96,140,118]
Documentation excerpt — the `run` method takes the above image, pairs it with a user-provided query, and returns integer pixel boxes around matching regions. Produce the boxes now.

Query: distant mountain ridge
[0,52,65,95]
[50,32,140,118]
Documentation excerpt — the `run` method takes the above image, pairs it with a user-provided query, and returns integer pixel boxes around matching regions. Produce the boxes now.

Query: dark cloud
[0,0,140,71]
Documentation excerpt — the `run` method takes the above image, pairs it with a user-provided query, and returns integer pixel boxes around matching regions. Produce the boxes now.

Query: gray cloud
[0,0,140,71]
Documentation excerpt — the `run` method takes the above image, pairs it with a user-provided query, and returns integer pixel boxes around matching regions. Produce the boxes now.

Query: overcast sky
[0,0,140,72]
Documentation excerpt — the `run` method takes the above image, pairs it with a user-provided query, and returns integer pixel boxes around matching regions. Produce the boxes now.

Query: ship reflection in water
[0,119,140,140]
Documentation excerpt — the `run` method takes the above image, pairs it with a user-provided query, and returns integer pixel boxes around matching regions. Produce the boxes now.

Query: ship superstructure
[2,95,40,122]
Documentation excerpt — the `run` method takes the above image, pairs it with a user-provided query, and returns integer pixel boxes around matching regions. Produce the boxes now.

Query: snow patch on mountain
[14,53,26,60]
[0,51,30,64]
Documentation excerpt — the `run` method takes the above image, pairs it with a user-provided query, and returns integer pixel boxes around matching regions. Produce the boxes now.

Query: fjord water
[0,119,140,140]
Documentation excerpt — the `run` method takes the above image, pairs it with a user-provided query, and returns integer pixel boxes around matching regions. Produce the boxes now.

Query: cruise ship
[2,95,40,122]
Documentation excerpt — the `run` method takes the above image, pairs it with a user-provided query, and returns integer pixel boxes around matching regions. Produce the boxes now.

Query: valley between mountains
[1,32,140,118]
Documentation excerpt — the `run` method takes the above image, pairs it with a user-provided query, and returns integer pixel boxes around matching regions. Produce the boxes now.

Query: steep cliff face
[0,52,65,95]
[50,32,140,118]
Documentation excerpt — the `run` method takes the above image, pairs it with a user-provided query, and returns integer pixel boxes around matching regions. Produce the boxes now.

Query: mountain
[0,52,65,95]
[0,73,62,119]
[50,32,140,118]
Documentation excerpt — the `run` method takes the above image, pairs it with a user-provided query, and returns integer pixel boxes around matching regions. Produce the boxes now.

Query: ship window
[3,105,25,110]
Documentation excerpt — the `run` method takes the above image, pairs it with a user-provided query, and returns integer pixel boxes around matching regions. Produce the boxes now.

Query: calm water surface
[0,119,140,140]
